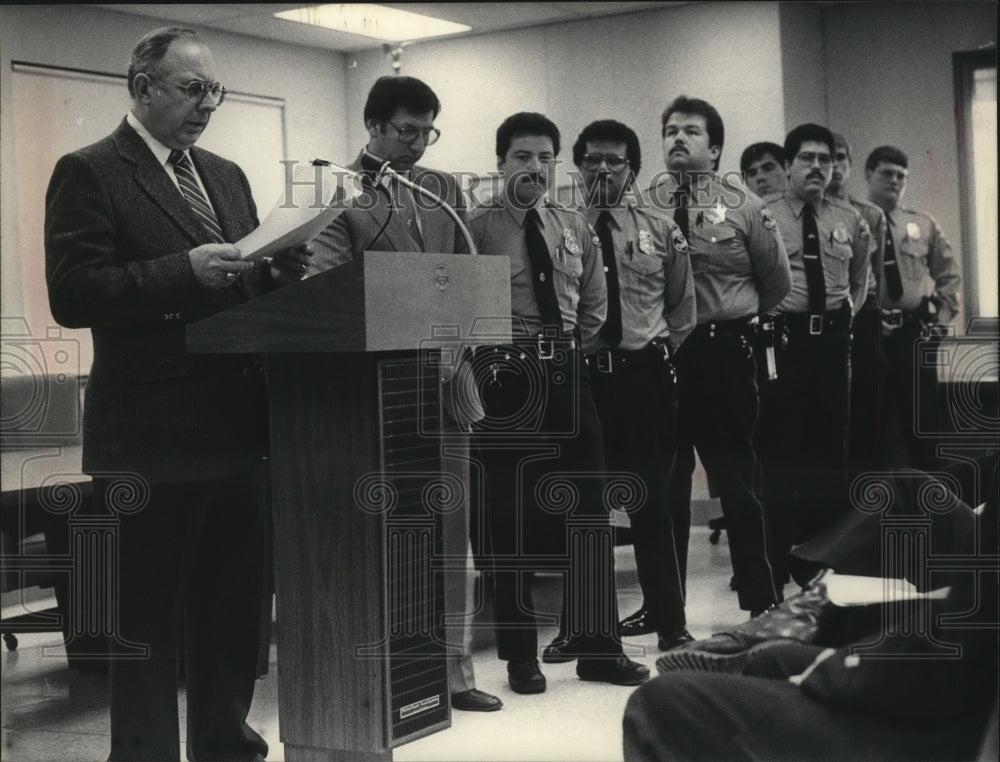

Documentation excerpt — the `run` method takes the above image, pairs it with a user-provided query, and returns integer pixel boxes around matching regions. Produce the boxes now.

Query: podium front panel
[266,351,449,757]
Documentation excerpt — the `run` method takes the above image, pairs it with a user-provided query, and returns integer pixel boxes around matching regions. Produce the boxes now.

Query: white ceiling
[96,3,684,53]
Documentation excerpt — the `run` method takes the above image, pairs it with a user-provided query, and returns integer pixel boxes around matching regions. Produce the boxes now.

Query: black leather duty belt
[588,341,671,374]
[691,316,759,340]
[778,308,851,336]
[481,334,577,361]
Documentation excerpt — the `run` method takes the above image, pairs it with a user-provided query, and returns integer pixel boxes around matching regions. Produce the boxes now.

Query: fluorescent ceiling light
[274,4,472,42]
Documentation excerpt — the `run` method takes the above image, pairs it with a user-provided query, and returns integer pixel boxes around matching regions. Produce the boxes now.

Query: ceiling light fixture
[274,4,471,42]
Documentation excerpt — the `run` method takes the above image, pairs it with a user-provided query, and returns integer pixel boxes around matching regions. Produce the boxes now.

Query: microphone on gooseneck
[358,151,392,180]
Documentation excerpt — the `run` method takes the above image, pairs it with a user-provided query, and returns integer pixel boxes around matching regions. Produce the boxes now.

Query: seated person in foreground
[623,462,999,762]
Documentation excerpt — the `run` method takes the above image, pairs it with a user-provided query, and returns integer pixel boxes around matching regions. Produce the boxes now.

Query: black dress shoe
[451,688,503,712]
[619,607,657,637]
[657,628,695,651]
[507,657,546,694]
[576,655,650,686]
[542,635,579,663]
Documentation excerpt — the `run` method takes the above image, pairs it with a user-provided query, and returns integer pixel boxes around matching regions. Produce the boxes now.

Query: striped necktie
[168,150,225,244]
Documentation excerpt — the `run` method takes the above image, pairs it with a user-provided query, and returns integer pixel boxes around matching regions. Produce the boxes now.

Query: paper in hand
[237,162,364,261]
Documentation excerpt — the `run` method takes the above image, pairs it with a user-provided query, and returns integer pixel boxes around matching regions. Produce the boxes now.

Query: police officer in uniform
[827,133,888,477]
[865,145,961,471]
[468,112,649,694]
[651,96,790,618]
[563,119,696,655]
[759,124,872,584]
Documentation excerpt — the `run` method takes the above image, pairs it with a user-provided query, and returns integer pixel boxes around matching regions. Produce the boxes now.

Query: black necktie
[168,150,225,244]
[883,221,904,300]
[673,184,690,241]
[802,202,826,314]
[596,211,622,347]
[524,208,562,327]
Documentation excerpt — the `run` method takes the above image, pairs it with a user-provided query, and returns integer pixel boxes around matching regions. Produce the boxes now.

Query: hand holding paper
[237,162,363,262]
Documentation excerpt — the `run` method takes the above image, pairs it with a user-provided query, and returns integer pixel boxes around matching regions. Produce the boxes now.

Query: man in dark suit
[45,27,307,761]
[308,75,502,713]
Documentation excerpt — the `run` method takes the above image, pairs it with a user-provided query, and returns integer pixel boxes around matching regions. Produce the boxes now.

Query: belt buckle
[882,309,904,329]
[537,335,555,360]
[596,350,614,373]
[809,314,824,335]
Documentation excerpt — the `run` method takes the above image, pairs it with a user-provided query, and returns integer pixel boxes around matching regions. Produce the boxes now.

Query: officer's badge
[859,219,871,241]
[638,229,654,254]
[832,226,849,244]
[563,228,582,255]
[761,207,777,231]
[705,202,727,225]
[905,221,920,240]
[671,226,688,255]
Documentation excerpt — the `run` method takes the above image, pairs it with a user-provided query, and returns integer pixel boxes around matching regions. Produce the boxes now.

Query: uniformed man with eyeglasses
[758,124,872,584]
[551,119,696,659]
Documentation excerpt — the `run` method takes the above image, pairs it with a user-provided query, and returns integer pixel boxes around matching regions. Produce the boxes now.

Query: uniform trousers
[758,316,852,583]
[470,344,622,660]
[104,466,269,762]
[847,305,886,476]
[589,345,686,632]
[667,328,777,612]
[883,319,941,471]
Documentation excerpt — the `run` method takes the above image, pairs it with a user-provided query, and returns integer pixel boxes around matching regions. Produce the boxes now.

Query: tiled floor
[2,524,750,762]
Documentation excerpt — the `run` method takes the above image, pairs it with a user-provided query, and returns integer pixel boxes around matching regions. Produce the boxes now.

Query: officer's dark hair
[496,112,561,159]
[572,120,641,176]
[739,142,785,173]
[865,145,909,172]
[661,96,724,170]
[363,75,441,125]
[783,123,835,165]
[831,133,851,162]
[128,26,200,98]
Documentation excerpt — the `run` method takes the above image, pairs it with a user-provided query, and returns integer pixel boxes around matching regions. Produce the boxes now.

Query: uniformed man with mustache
[649,96,789,622]
[757,123,872,587]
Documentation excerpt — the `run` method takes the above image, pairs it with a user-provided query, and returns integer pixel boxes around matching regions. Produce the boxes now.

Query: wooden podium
[187,252,510,761]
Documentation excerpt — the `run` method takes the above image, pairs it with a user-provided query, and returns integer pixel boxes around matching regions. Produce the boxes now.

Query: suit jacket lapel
[113,121,205,246]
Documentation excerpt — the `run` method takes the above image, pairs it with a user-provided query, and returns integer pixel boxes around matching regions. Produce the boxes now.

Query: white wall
[822,0,997,314]
[341,2,787,192]
[779,1,828,129]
